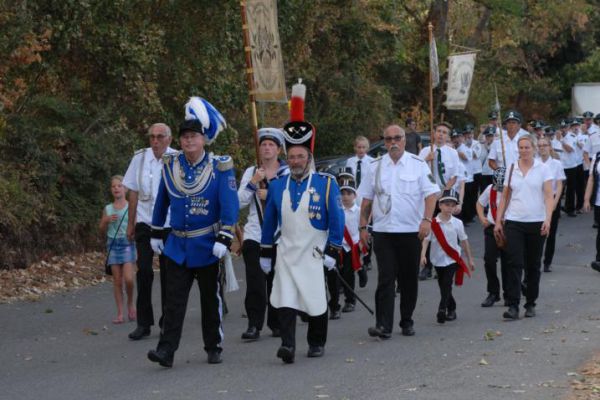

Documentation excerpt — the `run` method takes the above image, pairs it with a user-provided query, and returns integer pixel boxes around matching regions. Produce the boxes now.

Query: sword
[313,247,374,315]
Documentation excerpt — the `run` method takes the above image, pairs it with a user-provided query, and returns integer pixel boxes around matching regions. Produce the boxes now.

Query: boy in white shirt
[420,190,475,324]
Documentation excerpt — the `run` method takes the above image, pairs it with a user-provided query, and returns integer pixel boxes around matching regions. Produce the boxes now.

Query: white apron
[270,174,328,316]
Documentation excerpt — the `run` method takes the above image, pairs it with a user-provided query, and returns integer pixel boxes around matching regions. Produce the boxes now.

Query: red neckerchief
[430,218,471,286]
[490,188,498,222]
[342,226,363,271]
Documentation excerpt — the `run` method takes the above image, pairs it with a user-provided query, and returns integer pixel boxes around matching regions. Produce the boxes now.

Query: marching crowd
[100,88,600,368]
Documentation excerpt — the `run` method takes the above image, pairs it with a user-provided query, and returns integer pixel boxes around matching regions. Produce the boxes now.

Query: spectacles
[287,154,308,161]
[383,135,405,143]
[149,134,167,141]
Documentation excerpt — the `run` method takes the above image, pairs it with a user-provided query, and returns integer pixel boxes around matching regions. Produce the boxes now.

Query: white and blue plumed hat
[180,97,227,145]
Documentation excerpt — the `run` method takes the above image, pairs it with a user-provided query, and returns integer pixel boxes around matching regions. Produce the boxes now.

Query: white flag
[430,36,440,89]
[445,52,477,110]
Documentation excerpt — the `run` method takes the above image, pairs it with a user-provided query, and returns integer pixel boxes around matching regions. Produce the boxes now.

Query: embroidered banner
[445,52,477,110]
[246,0,287,102]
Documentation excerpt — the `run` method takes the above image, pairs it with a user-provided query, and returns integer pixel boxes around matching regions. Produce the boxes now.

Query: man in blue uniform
[260,79,344,363]
[147,97,239,368]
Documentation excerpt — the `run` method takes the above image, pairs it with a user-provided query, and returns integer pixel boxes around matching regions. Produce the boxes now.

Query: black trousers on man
[564,167,577,213]
[575,164,585,211]
[473,173,485,196]
[135,223,168,329]
[462,181,478,222]
[326,269,340,313]
[157,259,223,355]
[373,232,421,333]
[504,221,545,308]
[435,264,457,312]
[483,225,507,299]
[278,307,328,350]
[241,240,279,332]
[480,174,493,191]
[543,207,561,267]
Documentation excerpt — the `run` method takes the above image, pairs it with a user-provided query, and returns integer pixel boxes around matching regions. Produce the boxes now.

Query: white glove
[324,255,336,271]
[260,257,272,274]
[150,238,164,255]
[212,242,228,259]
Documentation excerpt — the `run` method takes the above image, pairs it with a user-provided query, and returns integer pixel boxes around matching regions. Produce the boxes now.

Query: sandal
[112,317,124,324]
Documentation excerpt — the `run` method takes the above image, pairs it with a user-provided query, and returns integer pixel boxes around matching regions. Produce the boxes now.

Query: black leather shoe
[307,346,324,358]
[341,302,355,313]
[147,349,173,368]
[276,346,295,364]
[481,294,500,307]
[436,310,446,324]
[446,310,457,321]
[358,269,368,288]
[207,350,222,364]
[401,325,415,336]
[129,326,150,340]
[543,264,551,272]
[524,305,536,318]
[591,261,600,273]
[329,309,341,320]
[503,306,519,320]
[241,326,260,341]
[270,328,281,338]
[368,326,391,339]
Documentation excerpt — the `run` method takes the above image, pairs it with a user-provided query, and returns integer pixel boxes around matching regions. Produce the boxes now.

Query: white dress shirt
[478,184,501,225]
[503,159,552,222]
[480,143,493,176]
[469,141,483,175]
[585,131,600,159]
[342,203,360,252]
[123,147,176,226]
[577,133,588,169]
[418,145,460,189]
[358,152,440,233]
[426,215,468,267]
[560,132,579,169]
[488,131,524,169]
[347,155,373,205]
[456,143,474,182]
[541,157,566,195]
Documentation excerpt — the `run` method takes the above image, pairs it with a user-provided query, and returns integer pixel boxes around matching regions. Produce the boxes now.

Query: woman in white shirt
[494,135,553,320]
[538,136,566,272]
[583,151,600,273]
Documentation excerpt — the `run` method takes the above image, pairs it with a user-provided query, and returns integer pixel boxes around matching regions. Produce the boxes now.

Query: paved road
[2,214,599,400]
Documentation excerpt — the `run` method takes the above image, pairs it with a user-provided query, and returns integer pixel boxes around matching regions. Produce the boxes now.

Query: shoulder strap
[105,209,129,262]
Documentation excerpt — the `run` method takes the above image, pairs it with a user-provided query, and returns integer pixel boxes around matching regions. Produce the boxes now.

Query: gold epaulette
[162,151,177,163]
[216,155,234,171]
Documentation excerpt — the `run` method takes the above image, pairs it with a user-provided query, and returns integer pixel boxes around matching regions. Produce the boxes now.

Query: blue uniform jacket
[152,151,239,268]
[261,172,344,250]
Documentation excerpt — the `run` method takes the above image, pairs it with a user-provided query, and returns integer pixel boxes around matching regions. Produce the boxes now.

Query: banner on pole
[245,0,287,103]
[445,52,476,110]
[429,36,440,89]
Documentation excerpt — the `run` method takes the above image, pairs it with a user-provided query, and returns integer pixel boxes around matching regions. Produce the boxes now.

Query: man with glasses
[123,123,176,340]
[359,125,439,338]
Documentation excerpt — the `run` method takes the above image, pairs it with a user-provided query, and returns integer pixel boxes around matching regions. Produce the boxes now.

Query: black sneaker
[147,348,173,368]
[241,326,260,341]
[368,326,391,339]
[446,310,457,321]
[524,305,536,318]
[276,346,295,364]
[207,350,222,364]
[307,346,324,358]
[481,294,500,307]
[503,306,519,320]
[129,326,151,340]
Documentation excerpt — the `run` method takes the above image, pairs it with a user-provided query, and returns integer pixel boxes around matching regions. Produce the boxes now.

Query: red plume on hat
[283,78,315,152]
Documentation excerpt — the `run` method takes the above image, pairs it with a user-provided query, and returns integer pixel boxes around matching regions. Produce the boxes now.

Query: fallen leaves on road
[484,330,502,341]
[568,352,600,399]
[0,252,107,303]
[479,358,489,366]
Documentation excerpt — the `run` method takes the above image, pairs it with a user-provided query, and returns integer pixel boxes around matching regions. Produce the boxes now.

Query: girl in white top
[538,136,566,272]
[494,134,553,320]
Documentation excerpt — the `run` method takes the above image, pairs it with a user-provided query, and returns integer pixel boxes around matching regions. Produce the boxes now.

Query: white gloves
[212,242,228,259]
[260,257,272,274]
[151,238,164,255]
[324,255,336,271]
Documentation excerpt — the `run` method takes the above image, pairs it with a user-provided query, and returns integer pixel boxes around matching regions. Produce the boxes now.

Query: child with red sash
[420,189,475,323]
[476,167,507,308]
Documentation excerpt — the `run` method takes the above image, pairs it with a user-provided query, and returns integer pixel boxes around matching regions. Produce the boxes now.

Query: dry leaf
[479,358,489,365]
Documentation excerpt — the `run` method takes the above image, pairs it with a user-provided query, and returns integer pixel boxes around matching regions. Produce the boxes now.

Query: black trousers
[158,259,223,354]
[543,207,561,266]
[462,181,478,222]
[134,223,168,328]
[504,221,545,307]
[480,175,493,191]
[326,268,340,312]
[473,173,485,195]
[575,164,585,210]
[564,167,577,213]
[278,307,328,349]
[373,232,421,331]
[435,264,457,311]
[241,240,279,331]
[595,206,600,261]
[341,249,356,304]
[483,225,507,298]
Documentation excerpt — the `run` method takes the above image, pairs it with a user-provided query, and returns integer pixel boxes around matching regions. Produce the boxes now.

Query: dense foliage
[1,0,599,268]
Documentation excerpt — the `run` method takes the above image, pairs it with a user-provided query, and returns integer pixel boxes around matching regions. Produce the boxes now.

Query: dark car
[315,132,431,174]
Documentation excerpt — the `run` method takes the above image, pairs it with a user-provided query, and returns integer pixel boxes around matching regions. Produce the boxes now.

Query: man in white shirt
[238,128,288,341]
[452,128,476,223]
[419,122,460,191]
[561,119,580,216]
[359,125,439,338]
[480,127,496,189]
[584,112,600,171]
[123,123,176,340]
[488,110,525,171]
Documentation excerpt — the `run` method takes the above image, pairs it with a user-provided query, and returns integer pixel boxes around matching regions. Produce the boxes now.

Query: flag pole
[240,0,261,164]
[494,83,506,167]
[428,22,435,171]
